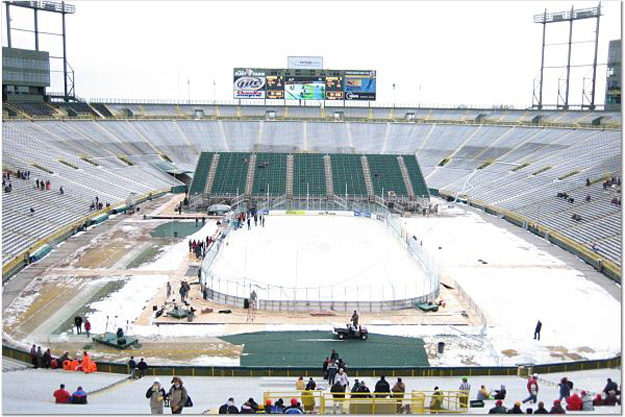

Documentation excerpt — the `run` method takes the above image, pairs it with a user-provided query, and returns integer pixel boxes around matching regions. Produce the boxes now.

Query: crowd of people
[232,209,266,230]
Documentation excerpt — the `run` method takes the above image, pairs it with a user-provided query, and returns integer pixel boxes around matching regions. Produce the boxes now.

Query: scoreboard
[233,68,375,101]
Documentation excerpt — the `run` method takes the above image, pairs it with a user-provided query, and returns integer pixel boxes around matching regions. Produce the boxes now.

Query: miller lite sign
[233,68,266,99]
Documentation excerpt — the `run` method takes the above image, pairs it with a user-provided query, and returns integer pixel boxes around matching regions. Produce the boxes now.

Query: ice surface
[210,216,429,301]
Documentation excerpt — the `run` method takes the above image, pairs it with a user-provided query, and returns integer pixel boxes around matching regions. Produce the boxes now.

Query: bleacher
[2,116,621,273]
[57,102,99,117]
[210,152,251,196]
[292,153,326,197]
[331,154,368,198]
[402,155,430,197]
[365,154,408,197]
[251,153,287,196]
[5,101,56,117]
[188,152,215,194]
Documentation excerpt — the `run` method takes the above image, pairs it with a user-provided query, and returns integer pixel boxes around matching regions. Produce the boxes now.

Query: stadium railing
[263,390,468,414]
[2,344,621,377]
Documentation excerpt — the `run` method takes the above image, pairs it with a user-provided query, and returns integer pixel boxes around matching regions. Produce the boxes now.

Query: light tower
[532,4,602,110]
[4,0,76,101]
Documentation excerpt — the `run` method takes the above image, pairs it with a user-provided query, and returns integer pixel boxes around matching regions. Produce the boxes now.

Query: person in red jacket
[566,393,582,411]
[53,384,70,404]
[84,319,91,338]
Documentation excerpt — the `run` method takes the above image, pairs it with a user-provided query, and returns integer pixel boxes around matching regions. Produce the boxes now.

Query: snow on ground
[2,366,620,414]
[85,275,168,335]
[211,216,428,301]
[401,211,621,364]
[138,220,218,272]
[68,220,219,337]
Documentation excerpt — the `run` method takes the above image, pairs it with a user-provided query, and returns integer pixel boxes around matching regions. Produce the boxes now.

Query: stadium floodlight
[532,3,602,111]
[4,0,76,101]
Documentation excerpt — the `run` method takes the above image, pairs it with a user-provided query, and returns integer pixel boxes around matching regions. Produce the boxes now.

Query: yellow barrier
[2,188,170,277]
[263,390,468,415]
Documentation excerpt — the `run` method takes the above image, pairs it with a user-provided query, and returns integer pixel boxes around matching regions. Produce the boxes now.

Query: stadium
[1,0,622,415]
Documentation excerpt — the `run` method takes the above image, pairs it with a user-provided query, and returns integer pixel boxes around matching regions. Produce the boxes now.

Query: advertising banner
[233,68,266,99]
[287,56,323,69]
[344,70,376,101]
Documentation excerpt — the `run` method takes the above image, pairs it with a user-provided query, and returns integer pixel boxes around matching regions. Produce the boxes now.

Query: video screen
[285,76,326,100]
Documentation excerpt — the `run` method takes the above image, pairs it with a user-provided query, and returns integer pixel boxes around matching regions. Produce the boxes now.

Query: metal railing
[262,390,468,414]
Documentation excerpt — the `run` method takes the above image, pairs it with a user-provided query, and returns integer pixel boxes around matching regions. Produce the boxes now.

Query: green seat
[293,153,326,197]
[188,152,214,194]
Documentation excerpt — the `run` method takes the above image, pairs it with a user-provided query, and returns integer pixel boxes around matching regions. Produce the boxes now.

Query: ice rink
[209,215,431,302]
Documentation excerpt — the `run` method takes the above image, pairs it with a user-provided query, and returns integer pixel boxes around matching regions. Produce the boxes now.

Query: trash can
[437,342,445,354]
[244,298,250,309]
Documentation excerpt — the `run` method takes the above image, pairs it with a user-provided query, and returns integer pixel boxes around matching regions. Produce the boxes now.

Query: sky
[1,1,622,108]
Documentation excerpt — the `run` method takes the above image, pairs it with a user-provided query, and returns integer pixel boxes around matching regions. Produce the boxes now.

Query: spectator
[322,357,330,380]
[586,178,591,186]
[273,398,285,413]
[330,380,346,414]
[128,356,137,377]
[247,398,259,413]
[29,207,35,216]
[146,378,166,414]
[558,378,571,402]
[534,401,549,414]
[391,377,406,412]
[53,384,71,404]
[36,346,43,368]
[477,385,491,401]
[263,399,273,414]
[60,186,64,195]
[336,368,349,389]
[327,360,338,385]
[549,400,565,414]
[330,349,339,362]
[603,378,619,397]
[305,377,316,391]
[300,390,315,413]
[84,319,91,338]
[604,391,618,406]
[74,316,83,334]
[240,401,254,414]
[219,397,239,414]
[137,358,148,378]
[523,373,539,404]
[459,376,471,408]
[351,379,361,393]
[374,375,390,398]
[71,387,88,404]
[295,376,305,391]
[508,401,523,414]
[430,386,444,412]
[168,377,188,414]
[565,393,582,411]
[355,381,371,398]
[30,344,37,368]
[43,348,52,368]
[493,385,507,400]
[585,194,591,202]
[580,391,593,411]
[284,398,303,414]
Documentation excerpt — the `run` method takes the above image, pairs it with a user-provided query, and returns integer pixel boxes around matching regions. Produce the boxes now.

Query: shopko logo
[234,76,265,91]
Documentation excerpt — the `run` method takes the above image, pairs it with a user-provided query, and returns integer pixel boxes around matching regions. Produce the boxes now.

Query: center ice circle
[204,214,436,311]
